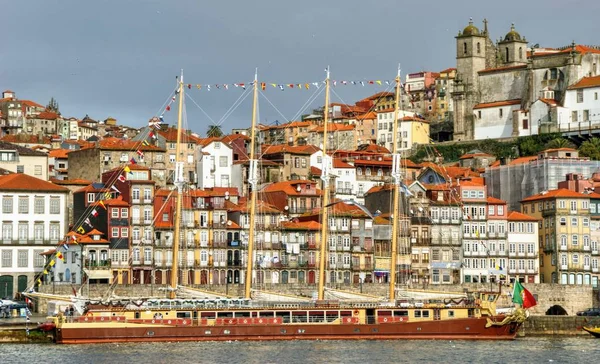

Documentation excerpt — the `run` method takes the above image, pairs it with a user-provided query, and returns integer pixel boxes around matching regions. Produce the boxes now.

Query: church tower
[498,23,528,67]
[452,18,489,141]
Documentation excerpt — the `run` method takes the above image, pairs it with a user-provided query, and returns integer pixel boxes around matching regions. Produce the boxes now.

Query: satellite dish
[284,206,289,210]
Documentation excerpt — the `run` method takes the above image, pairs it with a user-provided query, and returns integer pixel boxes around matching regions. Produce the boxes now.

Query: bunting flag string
[177,79,396,92]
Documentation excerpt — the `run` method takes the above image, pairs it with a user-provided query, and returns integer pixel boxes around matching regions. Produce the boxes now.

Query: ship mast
[169,70,185,299]
[389,65,402,303]
[244,70,259,299]
[317,67,331,301]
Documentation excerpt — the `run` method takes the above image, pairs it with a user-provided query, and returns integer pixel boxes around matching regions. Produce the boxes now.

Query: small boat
[582,326,600,338]
[33,67,529,343]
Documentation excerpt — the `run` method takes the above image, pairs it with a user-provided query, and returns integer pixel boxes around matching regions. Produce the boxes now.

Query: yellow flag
[196,84,201,89]
[376,80,382,85]
[105,192,111,200]
[36,278,42,284]
[270,83,277,88]
[43,269,48,275]
[49,260,55,267]
[124,166,131,173]
[305,83,309,89]
[77,226,85,234]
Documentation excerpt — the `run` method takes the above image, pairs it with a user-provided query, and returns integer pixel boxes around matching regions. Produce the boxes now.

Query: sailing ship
[32,68,528,343]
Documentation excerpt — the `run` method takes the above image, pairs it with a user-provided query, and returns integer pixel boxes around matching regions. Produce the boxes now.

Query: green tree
[518,137,543,156]
[544,138,575,150]
[206,125,223,138]
[46,97,59,112]
[578,138,600,160]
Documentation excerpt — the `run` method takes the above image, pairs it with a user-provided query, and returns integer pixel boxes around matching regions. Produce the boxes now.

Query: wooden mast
[317,67,331,301]
[169,70,185,299]
[244,70,259,299]
[389,66,402,302]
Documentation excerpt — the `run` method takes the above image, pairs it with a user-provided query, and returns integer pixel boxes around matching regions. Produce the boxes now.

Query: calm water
[0,337,596,363]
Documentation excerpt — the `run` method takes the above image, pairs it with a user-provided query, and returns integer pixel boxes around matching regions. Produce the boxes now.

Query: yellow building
[521,189,600,286]
[434,68,456,122]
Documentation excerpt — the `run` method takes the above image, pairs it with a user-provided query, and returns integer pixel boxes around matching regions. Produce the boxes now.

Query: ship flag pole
[317,66,331,301]
[245,68,259,299]
[389,64,402,303]
[169,69,185,299]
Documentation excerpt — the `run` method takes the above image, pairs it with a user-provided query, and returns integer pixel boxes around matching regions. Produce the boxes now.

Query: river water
[0,337,596,363]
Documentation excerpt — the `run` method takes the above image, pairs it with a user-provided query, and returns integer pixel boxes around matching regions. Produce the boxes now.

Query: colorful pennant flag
[136,150,144,158]
[142,140,150,146]
[43,269,48,275]
[99,200,106,210]
[56,252,64,261]
[91,209,98,217]
[111,185,120,194]
[130,158,137,165]
[124,166,131,173]
[49,260,56,267]
[77,226,85,234]
[117,175,126,183]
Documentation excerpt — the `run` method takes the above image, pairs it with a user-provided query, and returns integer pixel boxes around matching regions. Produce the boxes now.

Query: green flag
[512,280,524,306]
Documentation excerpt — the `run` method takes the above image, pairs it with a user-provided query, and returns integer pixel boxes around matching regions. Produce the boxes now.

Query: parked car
[576,308,600,316]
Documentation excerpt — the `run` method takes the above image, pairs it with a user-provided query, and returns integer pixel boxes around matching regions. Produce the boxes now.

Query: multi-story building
[25,111,62,136]
[67,137,166,186]
[434,68,456,122]
[521,188,600,286]
[0,141,49,180]
[260,180,321,217]
[48,149,70,180]
[506,211,540,283]
[404,71,440,117]
[261,145,321,182]
[351,111,377,146]
[331,158,356,200]
[376,108,430,152]
[259,121,314,146]
[307,123,357,151]
[197,138,233,188]
[0,90,26,133]
[485,148,600,210]
[0,173,69,297]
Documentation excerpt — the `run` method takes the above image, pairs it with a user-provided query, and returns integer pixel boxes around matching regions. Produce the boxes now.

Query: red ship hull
[55,317,520,344]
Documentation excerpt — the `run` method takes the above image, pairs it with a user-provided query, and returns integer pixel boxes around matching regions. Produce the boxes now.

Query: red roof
[439,67,457,74]
[568,75,600,90]
[35,111,59,120]
[262,144,320,155]
[539,98,558,106]
[158,127,203,143]
[48,149,71,159]
[311,123,355,132]
[543,147,576,153]
[486,196,506,205]
[262,180,321,196]
[459,152,493,160]
[473,99,521,109]
[0,174,69,192]
[362,91,395,101]
[333,159,354,169]
[280,221,321,230]
[90,137,165,152]
[507,211,540,222]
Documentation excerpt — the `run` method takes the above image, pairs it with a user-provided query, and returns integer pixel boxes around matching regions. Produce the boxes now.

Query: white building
[472,99,522,140]
[506,211,540,284]
[376,109,417,151]
[0,173,69,297]
[563,75,600,130]
[197,139,233,188]
[0,141,49,181]
[331,158,356,200]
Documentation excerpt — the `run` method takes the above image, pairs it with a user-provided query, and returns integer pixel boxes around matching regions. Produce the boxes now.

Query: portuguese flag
[512,280,537,308]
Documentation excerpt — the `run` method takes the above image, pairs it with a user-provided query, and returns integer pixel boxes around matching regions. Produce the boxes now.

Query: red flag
[118,175,126,183]
[136,150,144,158]
[91,209,98,217]
[522,288,537,309]
[166,105,171,111]
[187,84,191,89]
[261,82,266,90]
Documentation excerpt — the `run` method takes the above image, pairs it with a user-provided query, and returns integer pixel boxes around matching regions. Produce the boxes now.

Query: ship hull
[55,317,520,344]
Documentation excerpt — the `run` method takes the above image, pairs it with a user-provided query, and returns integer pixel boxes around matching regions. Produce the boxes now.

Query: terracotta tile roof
[221,134,250,143]
[568,75,600,90]
[486,196,506,205]
[507,211,540,221]
[226,220,241,229]
[48,149,71,159]
[363,91,395,101]
[157,127,203,143]
[356,144,391,154]
[50,178,92,186]
[439,67,457,74]
[401,116,429,123]
[521,188,600,202]
[473,99,521,109]
[332,158,354,169]
[420,164,480,180]
[104,197,129,206]
[33,111,59,120]
[228,200,281,214]
[543,147,576,152]
[0,173,69,192]
[280,221,321,230]
[355,111,377,120]
[539,98,558,106]
[478,65,527,74]
[91,137,165,152]
[0,135,51,147]
[310,123,355,132]
[262,144,320,155]
[262,180,320,196]
[373,216,391,224]
[459,152,493,160]
[311,166,322,176]
[507,155,538,165]
[353,158,392,167]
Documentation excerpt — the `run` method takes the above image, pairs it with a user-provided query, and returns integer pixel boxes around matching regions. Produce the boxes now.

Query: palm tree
[206,125,223,138]
[579,138,600,160]
[544,138,575,150]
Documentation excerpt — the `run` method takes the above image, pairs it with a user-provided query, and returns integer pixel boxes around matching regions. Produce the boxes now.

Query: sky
[1,0,599,136]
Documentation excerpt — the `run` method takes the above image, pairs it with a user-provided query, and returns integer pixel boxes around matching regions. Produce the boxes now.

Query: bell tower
[453,18,488,141]
[498,23,528,67]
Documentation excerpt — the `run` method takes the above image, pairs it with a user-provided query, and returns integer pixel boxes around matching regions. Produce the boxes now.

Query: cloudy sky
[1,0,598,135]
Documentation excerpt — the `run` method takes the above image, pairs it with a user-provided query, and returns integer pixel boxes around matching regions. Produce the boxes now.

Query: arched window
[519,47,523,60]
[357,167,362,176]
[365,168,372,176]
[477,42,481,54]
[377,168,383,176]
[505,47,509,62]
[463,42,467,55]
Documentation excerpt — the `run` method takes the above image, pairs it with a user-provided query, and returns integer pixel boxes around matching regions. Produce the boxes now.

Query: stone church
[452,18,600,141]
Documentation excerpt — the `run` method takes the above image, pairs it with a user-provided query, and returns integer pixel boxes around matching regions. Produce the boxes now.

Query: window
[219,156,228,167]
[169,154,176,163]
[34,249,45,267]
[570,201,577,212]
[16,165,24,173]
[34,223,44,241]
[132,189,140,200]
[144,189,151,201]
[499,109,503,118]
[572,111,578,122]
[34,197,44,214]
[477,42,481,54]
[18,223,28,240]
[572,235,579,245]
[2,197,13,214]
[121,227,129,238]
[463,42,467,55]
[497,205,504,215]
[50,198,60,214]
[18,197,29,214]
[577,89,584,103]
[18,250,28,268]
[522,119,528,129]
[477,110,481,119]
[34,165,42,175]
[584,110,590,121]
[560,217,566,226]
[1,250,12,267]
[112,208,119,218]
[121,208,129,218]
[112,227,119,238]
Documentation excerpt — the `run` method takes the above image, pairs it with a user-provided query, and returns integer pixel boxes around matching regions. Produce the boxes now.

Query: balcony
[288,207,310,214]
[411,237,432,246]
[85,259,111,269]
[335,188,353,195]
[356,175,388,182]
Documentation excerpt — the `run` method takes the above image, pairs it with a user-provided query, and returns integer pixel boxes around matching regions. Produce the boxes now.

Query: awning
[83,269,112,280]
[430,262,462,270]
